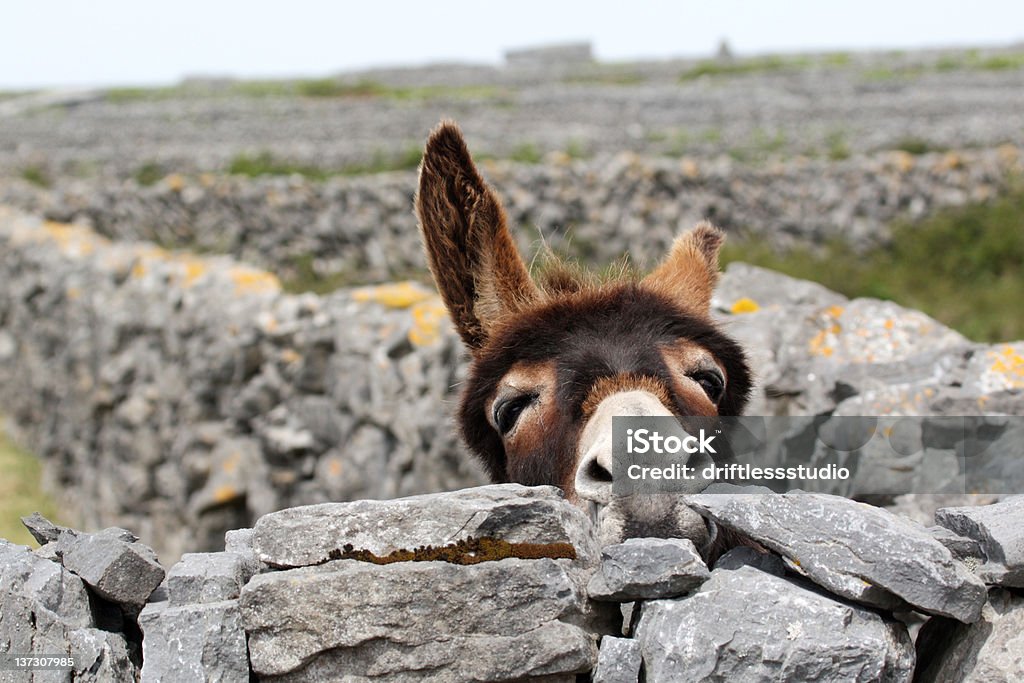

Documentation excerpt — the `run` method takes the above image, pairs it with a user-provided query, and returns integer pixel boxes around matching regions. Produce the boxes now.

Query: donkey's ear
[642,221,724,314]
[416,120,538,351]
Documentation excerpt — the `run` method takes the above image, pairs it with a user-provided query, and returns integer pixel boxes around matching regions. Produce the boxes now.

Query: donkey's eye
[493,394,536,436]
[689,370,725,403]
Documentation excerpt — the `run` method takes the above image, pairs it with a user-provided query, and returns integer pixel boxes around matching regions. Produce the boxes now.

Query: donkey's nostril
[586,458,613,484]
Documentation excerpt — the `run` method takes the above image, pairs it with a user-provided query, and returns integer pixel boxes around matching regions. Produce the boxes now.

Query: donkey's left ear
[642,221,723,314]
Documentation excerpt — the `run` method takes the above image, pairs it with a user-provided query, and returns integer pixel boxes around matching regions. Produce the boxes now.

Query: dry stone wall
[2,205,1024,563]
[1,145,1020,284]
[3,486,1024,681]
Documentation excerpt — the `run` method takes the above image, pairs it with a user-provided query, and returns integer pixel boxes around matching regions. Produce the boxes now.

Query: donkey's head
[416,121,751,550]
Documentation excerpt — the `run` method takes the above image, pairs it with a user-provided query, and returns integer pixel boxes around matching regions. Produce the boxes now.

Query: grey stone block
[251,483,598,569]
[166,551,259,606]
[592,636,642,683]
[587,537,709,601]
[936,497,1024,586]
[635,565,915,682]
[686,492,987,622]
[240,557,599,680]
[59,532,165,610]
[139,598,249,683]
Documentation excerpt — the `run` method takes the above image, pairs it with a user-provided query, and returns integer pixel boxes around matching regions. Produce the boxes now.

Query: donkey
[415,121,751,552]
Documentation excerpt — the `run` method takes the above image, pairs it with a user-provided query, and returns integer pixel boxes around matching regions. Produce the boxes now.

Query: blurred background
[1,1,1022,557]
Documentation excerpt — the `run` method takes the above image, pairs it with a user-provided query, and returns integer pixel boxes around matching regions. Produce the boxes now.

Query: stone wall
[2,486,1023,681]
[2,205,1023,562]
[1,146,1019,284]
[0,207,485,561]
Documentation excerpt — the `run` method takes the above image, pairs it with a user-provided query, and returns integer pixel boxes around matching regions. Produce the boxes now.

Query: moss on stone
[324,536,577,565]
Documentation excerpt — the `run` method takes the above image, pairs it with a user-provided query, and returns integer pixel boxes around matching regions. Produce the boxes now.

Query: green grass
[825,130,851,161]
[0,426,62,547]
[135,161,165,186]
[893,138,945,155]
[20,165,51,187]
[721,186,1024,342]
[508,143,543,164]
[227,146,423,180]
[680,54,813,81]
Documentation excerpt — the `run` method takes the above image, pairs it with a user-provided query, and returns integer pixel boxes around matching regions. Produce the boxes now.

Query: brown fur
[415,121,538,351]
[415,120,752,493]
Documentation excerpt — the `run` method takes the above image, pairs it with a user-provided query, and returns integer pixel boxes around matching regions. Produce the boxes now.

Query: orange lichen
[321,537,577,566]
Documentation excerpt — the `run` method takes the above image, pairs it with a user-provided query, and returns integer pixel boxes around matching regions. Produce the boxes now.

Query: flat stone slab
[251,483,597,568]
[592,636,642,683]
[634,565,915,682]
[240,557,598,680]
[685,492,987,622]
[587,537,709,601]
[935,497,1024,586]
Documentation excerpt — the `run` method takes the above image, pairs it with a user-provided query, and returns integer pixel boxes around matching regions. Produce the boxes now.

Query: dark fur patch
[460,283,751,484]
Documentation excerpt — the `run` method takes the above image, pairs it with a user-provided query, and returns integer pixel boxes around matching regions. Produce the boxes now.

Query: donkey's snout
[574,390,675,505]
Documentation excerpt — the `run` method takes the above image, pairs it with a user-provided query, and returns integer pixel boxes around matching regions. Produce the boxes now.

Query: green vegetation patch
[20,165,51,188]
[0,426,62,547]
[227,146,423,180]
[721,186,1024,342]
[680,54,813,81]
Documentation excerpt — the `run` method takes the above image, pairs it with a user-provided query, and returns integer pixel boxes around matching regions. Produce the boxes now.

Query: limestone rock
[139,598,249,683]
[635,565,915,682]
[166,551,259,606]
[685,492,987,621]
[587,537,709,601]
[916,589,1024,682]
[592,636,642,683]
[58,530,165,610]
[251,483,598,568]
[240,557,600,680]
[935,497,1024,586]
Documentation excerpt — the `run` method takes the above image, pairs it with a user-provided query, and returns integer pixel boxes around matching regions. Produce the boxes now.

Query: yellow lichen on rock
[730,297,760,314]
[352,281,433,309]
[229,267,280,295]
[408,298,449,347]
[987,345,1024,389]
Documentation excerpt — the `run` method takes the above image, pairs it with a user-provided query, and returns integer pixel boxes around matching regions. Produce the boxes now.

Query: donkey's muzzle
[574,390,713,548]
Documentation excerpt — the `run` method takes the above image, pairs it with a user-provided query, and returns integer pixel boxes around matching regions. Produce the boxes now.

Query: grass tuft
[0,426,63,547]
[721,185,1024,342]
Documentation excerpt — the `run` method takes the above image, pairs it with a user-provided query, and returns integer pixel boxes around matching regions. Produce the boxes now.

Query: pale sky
[3,0,1023,89]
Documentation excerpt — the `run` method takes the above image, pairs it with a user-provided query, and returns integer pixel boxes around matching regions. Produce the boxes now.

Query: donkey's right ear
[416,120,538,352]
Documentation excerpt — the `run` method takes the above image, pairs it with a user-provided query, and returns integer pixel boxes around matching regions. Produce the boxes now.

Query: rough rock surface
[935,497,1024,586]
[56,529,165,610]
[915,589,1024,682]
[138,598,249,683]
[587,537,709,601]
[241,558,598,681]
[252,483,598,568]
[634,565,915,682]
[685,492,987,622]
[0,538,139,682]
[2,205,1023,561]
[592,636,642,683]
